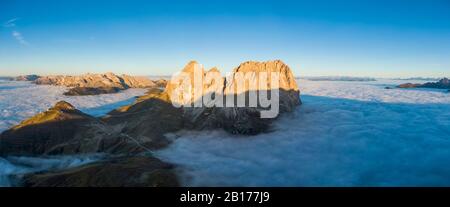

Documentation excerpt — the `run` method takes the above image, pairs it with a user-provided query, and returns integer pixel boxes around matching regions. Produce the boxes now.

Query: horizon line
[0,72,447,80]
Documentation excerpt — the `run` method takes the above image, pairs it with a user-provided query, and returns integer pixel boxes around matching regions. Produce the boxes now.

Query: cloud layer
[12,31,28,45]
[3,18,29,46]
[156,79,450,186]
[3,18,19,28]
[0,81,146,132]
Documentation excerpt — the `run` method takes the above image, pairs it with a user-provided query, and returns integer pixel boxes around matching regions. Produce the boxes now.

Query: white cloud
[3,18,30,46]
[3,18,19,28]
[12,31,29,45]
[156,79,450,186]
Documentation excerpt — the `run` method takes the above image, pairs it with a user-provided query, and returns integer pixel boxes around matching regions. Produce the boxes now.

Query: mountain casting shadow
[155,94,450,187]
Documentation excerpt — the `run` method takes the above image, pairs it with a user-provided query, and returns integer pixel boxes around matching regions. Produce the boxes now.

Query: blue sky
[0,0,449,77]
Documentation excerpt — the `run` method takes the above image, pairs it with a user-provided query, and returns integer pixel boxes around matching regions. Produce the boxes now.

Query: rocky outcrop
[22,156,179,187]
[420,78,450,89]
[397,78,450,89]
[165,60,301,134]
[397,83,422,88]
[34,73,169,96]
[35,72,157,89]
[63,87,122,96]
[15,75,40,81]
[220,60,300,134]
[227,60,301,112]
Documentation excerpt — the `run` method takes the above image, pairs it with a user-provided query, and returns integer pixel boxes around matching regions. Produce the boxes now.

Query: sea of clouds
[156,79,450,186]
[0,81,146,132]
[1,79,449,186]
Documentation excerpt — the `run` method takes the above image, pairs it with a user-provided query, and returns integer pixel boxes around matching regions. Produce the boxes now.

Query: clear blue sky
[1,0,449,77]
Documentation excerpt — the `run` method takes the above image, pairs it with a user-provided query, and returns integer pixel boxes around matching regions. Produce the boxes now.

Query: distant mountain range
[397,78,450,89]
[392,77,442,81]
[301,76,376,82]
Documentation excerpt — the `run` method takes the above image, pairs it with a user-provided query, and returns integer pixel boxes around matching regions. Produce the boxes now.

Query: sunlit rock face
[63,87,122,96]
[165,61,206,107]
[35,72,158,89]
[165,60,301,135]
[223,60,301,113]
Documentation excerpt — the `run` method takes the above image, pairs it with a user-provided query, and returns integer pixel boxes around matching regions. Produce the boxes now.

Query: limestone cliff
[35,72,158,89]
[165,60,301,134]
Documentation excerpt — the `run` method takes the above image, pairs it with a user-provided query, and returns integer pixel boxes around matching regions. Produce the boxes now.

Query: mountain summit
[35,72,159,89]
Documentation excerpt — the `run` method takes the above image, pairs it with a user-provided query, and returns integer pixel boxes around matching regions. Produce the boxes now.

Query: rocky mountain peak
[398,77,450,89]
[230,60,299,92]
[180,60,203,74]
[34,72,158,89]
[11,101,88,132]
[164,60,301,134]
[208,67,220,73]
[52,101,76,111]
